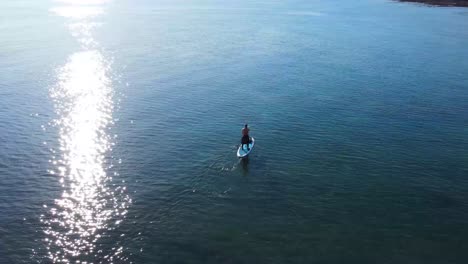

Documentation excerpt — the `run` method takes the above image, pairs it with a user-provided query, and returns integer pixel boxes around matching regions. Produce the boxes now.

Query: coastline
[398,0,468,7]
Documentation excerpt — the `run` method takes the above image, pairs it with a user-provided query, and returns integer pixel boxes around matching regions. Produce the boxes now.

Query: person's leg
[241,136,249,151]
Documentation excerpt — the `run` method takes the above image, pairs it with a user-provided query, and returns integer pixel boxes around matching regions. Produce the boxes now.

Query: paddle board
[237,137,254,158]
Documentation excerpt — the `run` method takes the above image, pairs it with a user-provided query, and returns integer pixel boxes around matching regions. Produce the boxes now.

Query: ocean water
[1,0,468,263]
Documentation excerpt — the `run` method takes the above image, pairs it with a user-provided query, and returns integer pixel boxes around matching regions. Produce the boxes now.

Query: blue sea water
[1,0,468,263]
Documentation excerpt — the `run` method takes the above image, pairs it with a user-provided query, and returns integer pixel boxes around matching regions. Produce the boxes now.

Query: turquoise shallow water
[1,0,468,263]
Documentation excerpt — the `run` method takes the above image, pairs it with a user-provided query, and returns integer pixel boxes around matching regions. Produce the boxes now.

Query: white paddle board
[237,137,254,158]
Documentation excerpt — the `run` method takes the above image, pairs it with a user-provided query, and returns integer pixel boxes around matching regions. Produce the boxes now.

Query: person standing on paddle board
[241,124,250,151]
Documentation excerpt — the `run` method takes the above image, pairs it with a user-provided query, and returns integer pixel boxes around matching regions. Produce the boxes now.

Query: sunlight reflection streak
[42,1,129,262]
[50,6,104,19]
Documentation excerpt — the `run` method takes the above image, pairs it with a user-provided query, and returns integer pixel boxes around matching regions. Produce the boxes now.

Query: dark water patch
[397,0,468,7]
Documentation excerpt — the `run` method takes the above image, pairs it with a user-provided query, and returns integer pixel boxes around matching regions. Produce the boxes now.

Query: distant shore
[398,0,468,6]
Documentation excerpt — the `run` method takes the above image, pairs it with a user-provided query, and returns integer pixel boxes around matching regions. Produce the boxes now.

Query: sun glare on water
[41,0,130,262]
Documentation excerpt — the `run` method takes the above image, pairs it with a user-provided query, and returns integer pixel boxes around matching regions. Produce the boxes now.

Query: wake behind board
[237,137,254,158]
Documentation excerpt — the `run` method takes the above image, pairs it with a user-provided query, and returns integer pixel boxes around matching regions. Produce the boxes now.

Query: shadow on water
[239,157,249,176]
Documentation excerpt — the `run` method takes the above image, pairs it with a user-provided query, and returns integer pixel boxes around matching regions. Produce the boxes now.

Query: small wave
[285,11,324,16]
